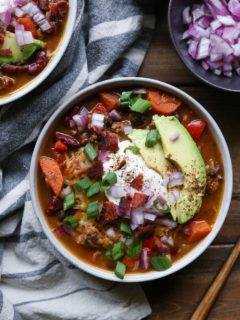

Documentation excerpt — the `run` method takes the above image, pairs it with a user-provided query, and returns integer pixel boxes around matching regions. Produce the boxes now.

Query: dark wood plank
[142,246,240,320]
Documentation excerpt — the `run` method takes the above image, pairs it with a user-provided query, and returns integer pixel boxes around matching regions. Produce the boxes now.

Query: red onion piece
[168,172,184,188]
[109,110,122,121]
[109,185,126,198]
[98,150,109,161]
[140,248,149,270]
[91,113,105,128]
[131,207,144,228]
[229,0,240,18]
[123,125,133,135]
[60,186,72,198]
[132,88,147,95]
[183,6,192,24]
[156,218,178,229]
[106,227,116,238]
[144,213,157,221]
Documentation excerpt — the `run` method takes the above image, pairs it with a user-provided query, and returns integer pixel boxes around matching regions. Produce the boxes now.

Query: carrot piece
[146,89,182,115]
[186,220,212,244]
[122,255,136,269]
[54,140,68,152]
[99,92,120,111]
[18,17,38,37]
[39,156,63,196]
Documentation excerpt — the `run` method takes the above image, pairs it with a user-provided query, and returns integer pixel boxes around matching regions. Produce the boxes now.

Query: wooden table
[139,2,240,319]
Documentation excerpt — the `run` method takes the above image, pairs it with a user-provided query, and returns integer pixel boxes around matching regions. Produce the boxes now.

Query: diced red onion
[168,172,184,188]
[161,235,174,246]
[60,186,72,198]
[14,7,24,17]
[140,248,149,270]
[223,71,233,77]
[15,30,34,45]
[123,125,133,135]
[188,40,199,59]
[217,15,236,26]
[132,88,147,95]
[202,60,210,70]
[196,37,210,60]
[229,0,240,18]
[38,18,52,32]
[172,188,180,202]
[183,6,192,24]
[91,113,105,129]
[157,218,178,229]
[109,185,126,198]
[144,213,157,221]
[192,6,205,22]
[98,150,109,161]
[109,110,122,121]
[106,227,116,238]
[131,207,144,228]
[211,19,222,30]
[21,2,40,16]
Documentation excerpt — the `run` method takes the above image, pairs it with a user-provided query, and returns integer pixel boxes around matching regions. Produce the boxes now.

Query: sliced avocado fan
[153,115,207,224]
[0,31,44,65]
[128,129,172,175]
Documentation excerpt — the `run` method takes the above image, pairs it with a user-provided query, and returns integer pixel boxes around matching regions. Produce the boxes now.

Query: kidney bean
[65,106,80,129]
[28,50,48,75]
[55,132,79,148]
[45,196,63,215]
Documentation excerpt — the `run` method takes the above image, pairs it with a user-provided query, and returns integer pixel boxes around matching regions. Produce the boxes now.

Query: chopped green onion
[112,241,125,261]
[63,215,78,229]
[145,130,159,148]
[101,172,117,190]
[120,223,132,236]
[87,201,100,219]
[153,199,171,214]
[150,255,172,271]
[104,250,113,260]
[120,91,132,107]
[75,177,92,191]
[83,143,98,161]
[130,97,151,114]
[115,261,126,279]
[126,240,142,258]
[86,182,101,198]
[124,145,140,155]
[63,192,75,211]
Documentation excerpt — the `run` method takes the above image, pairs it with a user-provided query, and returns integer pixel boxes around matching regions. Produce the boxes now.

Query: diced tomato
[53,140,68,152]
[92,103,108,114]
[186,220,212,244]
[146,90,182,115]
[99,92,120,111]
[143,236,156,251]
[122,255,136,269]
[18,17,38,37]
[185,119,207,141]
[131,193,148,208]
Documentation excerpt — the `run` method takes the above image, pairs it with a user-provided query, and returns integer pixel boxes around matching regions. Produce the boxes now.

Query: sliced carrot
[122,255,136,269]
[18,17,38,37]
[39,156,63,196]
[99,92,120,111]
[54,140,68,152]
[146,89,182,115]
[186,220,212,244]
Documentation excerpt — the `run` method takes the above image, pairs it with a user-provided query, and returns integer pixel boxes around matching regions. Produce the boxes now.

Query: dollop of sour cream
[103,140,168,205]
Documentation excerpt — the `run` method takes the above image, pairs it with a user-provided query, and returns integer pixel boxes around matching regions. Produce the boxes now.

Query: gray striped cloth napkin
[0,0,156,319]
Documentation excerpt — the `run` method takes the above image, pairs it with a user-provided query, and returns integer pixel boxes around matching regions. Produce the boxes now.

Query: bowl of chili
[30,77,232,282]
[0,0,77,105]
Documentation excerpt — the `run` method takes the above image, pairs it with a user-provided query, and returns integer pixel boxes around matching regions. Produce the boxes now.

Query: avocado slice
[128,129,172,175]
[0,31,44,65]
[153,115,207,224]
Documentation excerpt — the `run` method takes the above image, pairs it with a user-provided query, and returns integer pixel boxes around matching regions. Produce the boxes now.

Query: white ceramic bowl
[0,0,77,106]
[30,77,233,282]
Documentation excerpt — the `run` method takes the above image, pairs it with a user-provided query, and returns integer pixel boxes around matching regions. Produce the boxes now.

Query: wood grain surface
[139,1,240,319]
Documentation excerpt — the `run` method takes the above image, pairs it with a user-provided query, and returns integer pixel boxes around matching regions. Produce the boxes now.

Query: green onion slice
[145,130,159,148]
[63,192,75,211]
[150,255,172,271]
[120,91,132,107]
[87,201,100,219]
[112,241,125,261]
[115,261,126,279]
[63,215,79,229]
[126,240,142,258]
[101,172,117,191]
[86,182,101,198]
[124,145,140,155]
[130,97,151,114]
[83,143,98,161]
[120,223,132,236]
[153,199,171,214]
[75,177,92,191]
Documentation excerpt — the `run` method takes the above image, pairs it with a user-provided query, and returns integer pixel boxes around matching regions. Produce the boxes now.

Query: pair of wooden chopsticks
[191,238,240,320]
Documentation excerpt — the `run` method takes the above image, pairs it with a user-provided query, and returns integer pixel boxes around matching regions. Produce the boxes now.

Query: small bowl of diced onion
[168,0,240,92]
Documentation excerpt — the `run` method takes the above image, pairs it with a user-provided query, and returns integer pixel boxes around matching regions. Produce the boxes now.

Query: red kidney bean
[55,132,79,148]
[45,196,63,215]
[28,50,48,75]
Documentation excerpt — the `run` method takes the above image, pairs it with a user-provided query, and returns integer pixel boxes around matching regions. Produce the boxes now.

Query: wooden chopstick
[191,238,240,320]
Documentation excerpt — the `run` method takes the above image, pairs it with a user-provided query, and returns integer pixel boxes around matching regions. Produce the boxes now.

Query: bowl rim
[0,0,77,106]
[168,0,240,93]
[30,77,233,282]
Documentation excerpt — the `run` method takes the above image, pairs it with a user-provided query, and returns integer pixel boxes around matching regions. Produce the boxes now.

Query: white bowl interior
[0,0,77,106]
[30,78,233,282]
